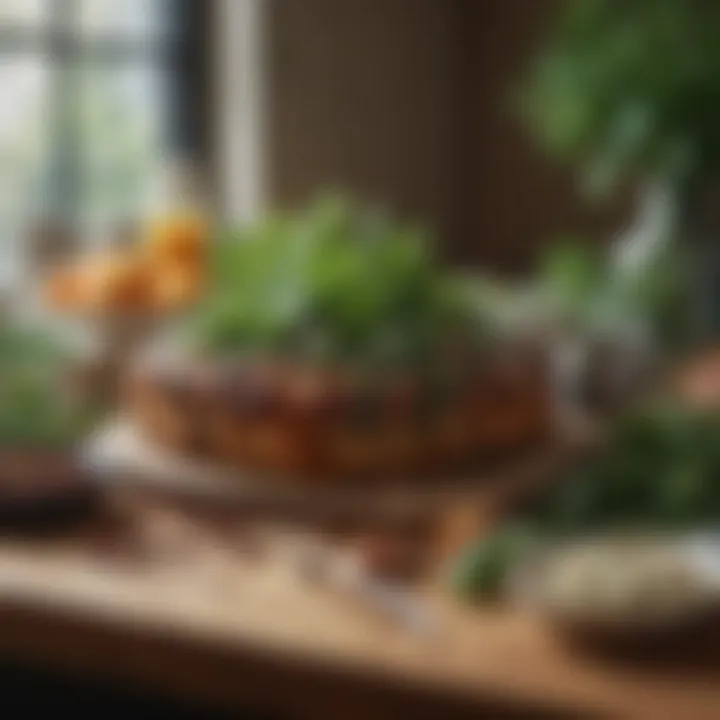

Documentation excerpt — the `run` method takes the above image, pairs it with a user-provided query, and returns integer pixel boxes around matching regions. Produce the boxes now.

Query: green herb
[453,402,720,602]
[192,195,484,372]
[0,324,93,448]
[536,403,720,533]
[519,0,720,194]
[451,524,537,603]
[530,232,690,348]
[536,241,607,329]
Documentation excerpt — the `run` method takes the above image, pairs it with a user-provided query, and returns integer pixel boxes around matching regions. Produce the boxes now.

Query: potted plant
[0,324,99,528]
[520,0,720,343]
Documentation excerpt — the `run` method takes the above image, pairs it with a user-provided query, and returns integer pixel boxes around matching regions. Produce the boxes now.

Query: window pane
[0,57,50,282]
[77,63,168,233]
[0,0,48,29]
[79,0,170,40]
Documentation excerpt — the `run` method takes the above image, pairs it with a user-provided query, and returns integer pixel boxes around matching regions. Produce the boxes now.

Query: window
[0,0,201,278]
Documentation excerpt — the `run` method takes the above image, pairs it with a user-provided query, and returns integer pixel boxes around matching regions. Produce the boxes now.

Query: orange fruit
[150,262,202,310]
[78,251,153,311]
[45,266,85,309]
[144,212,208,266]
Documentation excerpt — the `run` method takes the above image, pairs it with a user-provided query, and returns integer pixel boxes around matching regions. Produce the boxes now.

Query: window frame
[0,0,213,225]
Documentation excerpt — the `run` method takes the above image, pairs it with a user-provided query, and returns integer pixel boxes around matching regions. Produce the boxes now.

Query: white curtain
[214,0,268,225]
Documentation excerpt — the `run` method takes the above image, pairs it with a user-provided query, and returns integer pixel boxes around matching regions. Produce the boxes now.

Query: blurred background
[0,0,184,273]
[4,2,720,719]
[0,0,629,286]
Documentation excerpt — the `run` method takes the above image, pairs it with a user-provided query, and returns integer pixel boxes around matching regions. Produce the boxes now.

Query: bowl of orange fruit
[45,211,208,317]
[43,211,210,402]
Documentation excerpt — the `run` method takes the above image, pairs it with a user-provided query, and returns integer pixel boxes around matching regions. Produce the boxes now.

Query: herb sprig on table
[191,196,483,372]
[453,403,720,601]
[537,404,720,532]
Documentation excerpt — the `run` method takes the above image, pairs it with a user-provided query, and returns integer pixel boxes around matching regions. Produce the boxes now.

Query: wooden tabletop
[0,492,717,720]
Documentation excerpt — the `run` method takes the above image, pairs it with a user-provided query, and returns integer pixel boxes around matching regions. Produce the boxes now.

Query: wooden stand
[85,418,593,524]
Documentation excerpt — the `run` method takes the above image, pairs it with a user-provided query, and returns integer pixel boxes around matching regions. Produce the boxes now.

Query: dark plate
[0,448,102,532]
[508,536,720,658]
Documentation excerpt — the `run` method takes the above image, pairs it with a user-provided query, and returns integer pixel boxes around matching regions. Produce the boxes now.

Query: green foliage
[451,524,536,603]
[192,196,483,372]
[0,325,90,447]
[520,0,720,194]
[604,237,692,344]
[0,325,70,372]
[536,241,607,328]
[533,234,690,346]
[535,403,720,532]
[453,403,720,601]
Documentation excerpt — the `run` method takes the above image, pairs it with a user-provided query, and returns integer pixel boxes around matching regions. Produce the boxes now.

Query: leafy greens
[452,402,720,601]
[0,324,92,447]
[192,196,483,372]
[520,0,720,194]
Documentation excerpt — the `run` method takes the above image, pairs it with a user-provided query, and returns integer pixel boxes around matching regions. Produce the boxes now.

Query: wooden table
[0,493,717,720]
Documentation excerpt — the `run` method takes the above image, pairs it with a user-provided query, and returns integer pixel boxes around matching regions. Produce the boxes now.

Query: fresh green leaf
[520,0,720,190]
[191,195,486,372]
[451,524,537,603]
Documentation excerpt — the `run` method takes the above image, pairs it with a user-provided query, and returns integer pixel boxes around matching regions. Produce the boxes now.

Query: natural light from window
[0,0,170,282]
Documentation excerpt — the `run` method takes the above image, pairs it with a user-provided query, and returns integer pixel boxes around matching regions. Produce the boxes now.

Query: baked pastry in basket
[127,198,550,480]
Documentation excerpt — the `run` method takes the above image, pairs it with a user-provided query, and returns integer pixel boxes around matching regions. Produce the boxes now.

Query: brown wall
[266,0,455,244]
[265,0,629,273]
[451,0,628,272]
